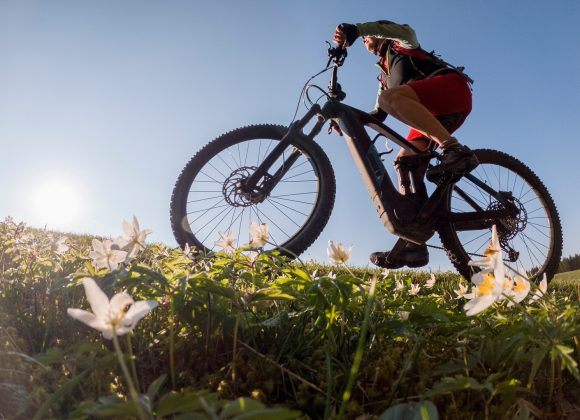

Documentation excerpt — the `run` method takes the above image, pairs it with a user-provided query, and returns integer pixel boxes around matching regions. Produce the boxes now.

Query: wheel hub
[487,196,527,262]
[223,167,271,207]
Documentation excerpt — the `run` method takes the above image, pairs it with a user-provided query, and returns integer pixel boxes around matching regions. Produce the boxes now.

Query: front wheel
[170,124,336,257]
[438,149,562,282]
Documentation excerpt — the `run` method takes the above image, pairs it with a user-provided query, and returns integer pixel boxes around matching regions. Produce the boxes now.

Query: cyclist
[333,20,479,269]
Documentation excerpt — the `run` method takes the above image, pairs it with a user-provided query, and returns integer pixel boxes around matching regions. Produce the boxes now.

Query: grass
[553,268,580,283]
[1,218,579,419]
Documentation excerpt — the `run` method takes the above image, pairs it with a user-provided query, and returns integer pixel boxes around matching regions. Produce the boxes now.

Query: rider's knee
[378,87,408,113]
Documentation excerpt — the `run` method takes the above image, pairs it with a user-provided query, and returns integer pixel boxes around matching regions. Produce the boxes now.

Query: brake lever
[326,42,347,67]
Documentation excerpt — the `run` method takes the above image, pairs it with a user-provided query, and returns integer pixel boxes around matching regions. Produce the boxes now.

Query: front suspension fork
[243,105,325,196]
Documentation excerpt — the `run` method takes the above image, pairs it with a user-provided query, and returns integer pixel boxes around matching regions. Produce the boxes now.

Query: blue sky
[1,0,578,270]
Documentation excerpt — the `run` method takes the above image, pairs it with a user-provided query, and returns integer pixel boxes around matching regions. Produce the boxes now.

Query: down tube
[331,103,428,243]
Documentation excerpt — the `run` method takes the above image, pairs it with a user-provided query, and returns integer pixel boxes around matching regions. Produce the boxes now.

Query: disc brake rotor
[222,167,272,207]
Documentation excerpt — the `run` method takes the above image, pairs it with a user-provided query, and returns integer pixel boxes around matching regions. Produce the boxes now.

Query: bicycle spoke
[187,199,228,215]
[266,198,304,227]
[198,170,223,184]
[187,195,224,204]
[199,206,237,244]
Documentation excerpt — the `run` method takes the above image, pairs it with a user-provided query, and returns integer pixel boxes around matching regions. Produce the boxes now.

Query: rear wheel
[170,124,336,257]
[438,149,562,282]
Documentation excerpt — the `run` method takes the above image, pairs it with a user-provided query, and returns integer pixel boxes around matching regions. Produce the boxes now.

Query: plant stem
[112,333,148,420]
[337,277,377,420]
[169,304,176,389]
[232,310,241,387]
[125,335,141,393]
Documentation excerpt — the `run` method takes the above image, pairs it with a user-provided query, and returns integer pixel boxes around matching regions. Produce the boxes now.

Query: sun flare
[30,179,83,230]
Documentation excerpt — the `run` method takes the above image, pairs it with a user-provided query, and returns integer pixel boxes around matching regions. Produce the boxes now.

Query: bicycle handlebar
[325,43,347,100]
[326,42,347,68]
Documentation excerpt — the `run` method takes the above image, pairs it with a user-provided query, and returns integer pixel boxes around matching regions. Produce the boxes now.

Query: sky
[1,0,579,271]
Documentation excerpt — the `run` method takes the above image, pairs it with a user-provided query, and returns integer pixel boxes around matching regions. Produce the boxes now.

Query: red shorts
[406,72,472,141]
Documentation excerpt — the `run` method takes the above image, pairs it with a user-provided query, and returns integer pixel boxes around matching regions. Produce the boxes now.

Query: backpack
[391,42,474,84]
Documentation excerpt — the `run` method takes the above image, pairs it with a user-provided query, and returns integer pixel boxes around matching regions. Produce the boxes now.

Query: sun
[30,178,83,230]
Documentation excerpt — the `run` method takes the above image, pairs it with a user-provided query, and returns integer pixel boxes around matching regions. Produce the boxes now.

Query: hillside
[1,218,579,419]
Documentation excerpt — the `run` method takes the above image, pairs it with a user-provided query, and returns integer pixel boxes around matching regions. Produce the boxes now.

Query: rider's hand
[333,23,359,47]
[369,108,388,122]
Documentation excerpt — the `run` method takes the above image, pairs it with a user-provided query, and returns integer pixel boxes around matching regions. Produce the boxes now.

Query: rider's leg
[378,74,478,178]
[371,74,476,269]
[378,85,452,146]
[370,142,430,269]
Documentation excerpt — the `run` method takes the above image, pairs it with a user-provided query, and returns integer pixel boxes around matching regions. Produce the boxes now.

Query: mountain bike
[170,45,562,281]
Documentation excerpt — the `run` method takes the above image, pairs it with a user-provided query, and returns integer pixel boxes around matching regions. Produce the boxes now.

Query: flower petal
[81,278,109,319]
[464,295,496,316]
[109,291,134,316]
[124,300,159,327]
[67,308,104,330]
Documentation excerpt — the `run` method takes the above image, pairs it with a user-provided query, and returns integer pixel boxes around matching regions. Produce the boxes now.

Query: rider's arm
[370,84,388,122]
[356,21,419,49]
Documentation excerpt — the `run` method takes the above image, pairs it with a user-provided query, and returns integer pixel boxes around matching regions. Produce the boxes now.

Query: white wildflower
[327,240,352,265]
[89,239,127,271]
[54,236,69,255]
[529,273,548,303]
[454,283,469,299]
[425,273,436,289]
[215,230,236,253]
[121,216,152,259]
[463,270,503,316]
[395,279,405,292]
[464,225,506,316]
[246,222,269,248]
[409,283,421,296]
[507,275,531,306]
[67,278,158,340]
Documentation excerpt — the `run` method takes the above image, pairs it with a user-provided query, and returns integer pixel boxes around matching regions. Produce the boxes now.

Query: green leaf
[33,347,64,365]
[147,374,167,403]
[230,408,301,420]
[379,400,439,420]
[252,288,295,302]
[554,344,580,379]
[427,375,485,396]
[156,390,217,416]
[83,396,139,417]
[290,268,311,282]
[527,346,549,387]
[257,311,289,328]
[198,281,237,300]
[219,397,264,418]
[409,302,450,324]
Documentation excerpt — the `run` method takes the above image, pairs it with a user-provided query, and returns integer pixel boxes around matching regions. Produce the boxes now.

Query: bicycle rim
[172,125,334,254]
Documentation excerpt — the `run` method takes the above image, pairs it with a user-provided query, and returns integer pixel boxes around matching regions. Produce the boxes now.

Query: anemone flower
[425,273,436,289]
[246,222,269,248]
[463,270,504,316]
[67,277,158,340]
[327,240,352,265]
[529,273,548,303]
[409,283,421,296]
[215,230,237,253]
[121,216,152,259]
[89,239,128,271]
[507,275,531,306]
[454,283,469,299]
